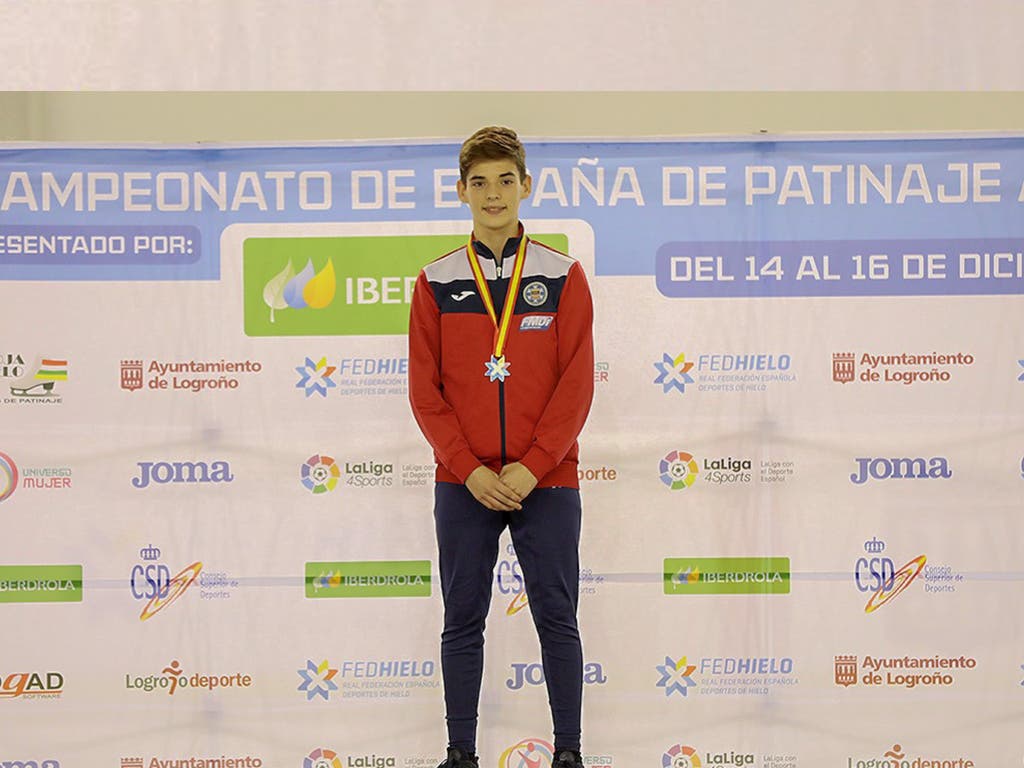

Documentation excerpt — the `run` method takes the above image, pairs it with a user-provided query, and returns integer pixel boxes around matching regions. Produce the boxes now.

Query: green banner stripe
[305,560,432,598]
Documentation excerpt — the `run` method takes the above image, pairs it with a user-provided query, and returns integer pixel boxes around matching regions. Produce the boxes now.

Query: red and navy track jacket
[408,230,594,489]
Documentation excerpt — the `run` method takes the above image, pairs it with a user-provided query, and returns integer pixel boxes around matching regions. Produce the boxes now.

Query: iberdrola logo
[263,258,336,323]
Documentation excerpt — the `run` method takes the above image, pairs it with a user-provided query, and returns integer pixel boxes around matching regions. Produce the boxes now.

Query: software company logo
[499,739,555,768]
[662,744,701,768]
[654,353,695,394]
[0,451,18,502]
[301,454,340,494]
[297,659,339,701]
[296,357,337,397]
[130,543,203,621]
[263,258,337,323]
[305,747,343,768]
[854,537,927,614]
[0,670,64,699]
[656,656,698,697]
[660,450,699,490]
[849,456,952,484]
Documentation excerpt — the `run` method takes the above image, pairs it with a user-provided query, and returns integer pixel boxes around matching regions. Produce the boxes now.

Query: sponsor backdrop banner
[1,135,1023,767]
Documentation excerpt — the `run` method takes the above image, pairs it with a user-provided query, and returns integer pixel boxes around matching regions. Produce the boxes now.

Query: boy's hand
[466,466,522,511]
[499,462,538,501]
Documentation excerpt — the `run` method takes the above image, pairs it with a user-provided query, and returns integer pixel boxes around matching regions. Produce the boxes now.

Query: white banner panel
[1,135,1023,767]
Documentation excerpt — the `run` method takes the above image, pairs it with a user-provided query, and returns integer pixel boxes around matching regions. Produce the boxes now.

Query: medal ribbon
[466,235,528,361]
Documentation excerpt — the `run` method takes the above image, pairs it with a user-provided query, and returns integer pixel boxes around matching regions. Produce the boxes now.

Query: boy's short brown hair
[459,126,527,182]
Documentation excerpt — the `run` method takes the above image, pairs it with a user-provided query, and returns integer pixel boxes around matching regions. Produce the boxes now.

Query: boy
[408,126,594,768]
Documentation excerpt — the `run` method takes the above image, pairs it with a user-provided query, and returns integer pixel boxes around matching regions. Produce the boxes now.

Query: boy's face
[457,158,532,239]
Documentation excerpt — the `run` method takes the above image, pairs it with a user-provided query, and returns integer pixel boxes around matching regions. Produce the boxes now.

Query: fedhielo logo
[656,656,697,697]
[499,739,555,768]
[305,747,343,768]
[131,460,234,488]
[854,537,926,614]
[130,543,203,621]
[658,352,794,394]
[658,654,796,698]
[263,258,337,323]
[302,454,340,494]
[296,357,337,397]
[654,353,695,394]
[663,745,701,768]
[849,456,952,484]
[298,659,338,701]
[0,451,17,503]
[497,543,529,616]
[660,450,699,490]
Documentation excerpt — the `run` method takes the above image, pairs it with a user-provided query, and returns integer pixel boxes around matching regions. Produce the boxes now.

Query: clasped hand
[465,462,538,511]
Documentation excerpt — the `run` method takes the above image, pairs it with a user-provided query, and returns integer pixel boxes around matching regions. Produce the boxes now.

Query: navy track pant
[434,481,583,754]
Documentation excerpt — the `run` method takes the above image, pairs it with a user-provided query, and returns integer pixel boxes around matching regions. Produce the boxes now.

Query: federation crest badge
[522,281,548,307]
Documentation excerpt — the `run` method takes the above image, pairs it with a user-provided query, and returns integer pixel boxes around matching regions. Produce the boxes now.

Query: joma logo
[850,457,952,485]
[131,461,234,489]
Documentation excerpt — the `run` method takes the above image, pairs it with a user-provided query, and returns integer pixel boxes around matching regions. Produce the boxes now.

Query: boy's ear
[520,174,533,198]
[456,178,468,203]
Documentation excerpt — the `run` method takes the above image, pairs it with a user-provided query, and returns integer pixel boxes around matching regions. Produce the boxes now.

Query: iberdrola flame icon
[263,258,336,322]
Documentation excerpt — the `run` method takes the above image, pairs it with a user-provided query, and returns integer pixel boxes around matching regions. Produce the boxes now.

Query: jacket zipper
[495,260,507,464]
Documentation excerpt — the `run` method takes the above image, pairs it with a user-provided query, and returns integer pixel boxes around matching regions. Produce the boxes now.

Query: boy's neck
[473,224,520,262]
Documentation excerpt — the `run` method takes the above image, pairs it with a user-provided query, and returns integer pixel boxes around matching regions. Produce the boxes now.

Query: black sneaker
[436,747,479,768]
[552,751,583,768]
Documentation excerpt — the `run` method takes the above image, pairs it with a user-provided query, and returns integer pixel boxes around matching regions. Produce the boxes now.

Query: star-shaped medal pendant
[484,354,511,382]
